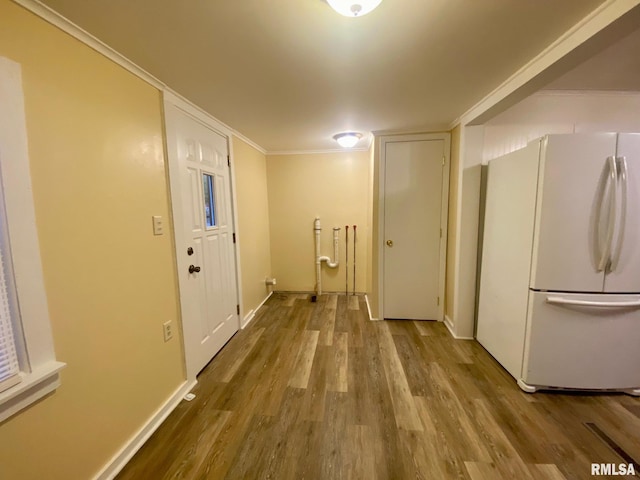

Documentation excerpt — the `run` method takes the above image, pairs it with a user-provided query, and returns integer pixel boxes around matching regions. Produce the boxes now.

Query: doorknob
[386,240,393,247]
[188,264,201,274]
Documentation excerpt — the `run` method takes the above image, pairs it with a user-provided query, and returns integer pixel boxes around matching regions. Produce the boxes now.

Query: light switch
[152,215,164,235]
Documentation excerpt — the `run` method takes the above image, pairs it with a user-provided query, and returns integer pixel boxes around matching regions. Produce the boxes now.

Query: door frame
[377,132,451,321]
[163,91,244,381]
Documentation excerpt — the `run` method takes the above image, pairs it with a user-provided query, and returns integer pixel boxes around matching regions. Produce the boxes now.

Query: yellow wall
[232,137,272,320]
[369,138,381,318]
[366,141,375,296]
[266,151,370,293]
[0,2,184,479]
[445,125,461,321]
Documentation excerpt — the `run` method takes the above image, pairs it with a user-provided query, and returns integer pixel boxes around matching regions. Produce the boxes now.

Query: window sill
[0,361,66,423]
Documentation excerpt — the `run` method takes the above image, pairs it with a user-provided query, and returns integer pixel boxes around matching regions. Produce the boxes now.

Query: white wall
[483,91,640,162]
[449,126,484,338]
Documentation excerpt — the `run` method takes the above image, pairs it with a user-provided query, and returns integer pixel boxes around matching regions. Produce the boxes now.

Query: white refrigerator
[477,133,640,395]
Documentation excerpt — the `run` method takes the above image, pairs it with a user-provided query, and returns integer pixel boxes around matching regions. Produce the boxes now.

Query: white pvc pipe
[315,218,322,295]
[314,217,340,296]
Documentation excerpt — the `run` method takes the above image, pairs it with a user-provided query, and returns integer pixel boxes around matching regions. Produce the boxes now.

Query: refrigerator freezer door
[605,133,640,292]
[522,291,640,390]
[530,133,617,292]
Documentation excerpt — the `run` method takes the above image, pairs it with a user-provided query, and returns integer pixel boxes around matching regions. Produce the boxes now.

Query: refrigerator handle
[609,156,628,272]
[597,156,617,272]
[546,295,640,308]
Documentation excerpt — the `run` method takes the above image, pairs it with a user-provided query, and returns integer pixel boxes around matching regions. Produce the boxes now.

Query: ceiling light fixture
[327,0,382,17]
[333,132,363,148]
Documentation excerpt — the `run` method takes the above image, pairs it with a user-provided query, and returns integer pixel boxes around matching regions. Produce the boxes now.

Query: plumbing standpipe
[314,217,340,296]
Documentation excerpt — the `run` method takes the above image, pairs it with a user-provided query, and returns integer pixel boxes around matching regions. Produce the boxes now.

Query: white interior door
[165,103,239,379]
[382,138,446,320]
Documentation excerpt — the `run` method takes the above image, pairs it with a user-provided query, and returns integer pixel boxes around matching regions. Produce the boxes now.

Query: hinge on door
[236,304,240,315]
[442,155,445,166]
[440,228,442,238]
[437,296,440,306]
[233,232,236,243]
[227,155,230,167]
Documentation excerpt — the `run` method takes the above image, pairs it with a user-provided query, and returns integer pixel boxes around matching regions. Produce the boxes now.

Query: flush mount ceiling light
[333,132,363,148]
[327,0,382,17]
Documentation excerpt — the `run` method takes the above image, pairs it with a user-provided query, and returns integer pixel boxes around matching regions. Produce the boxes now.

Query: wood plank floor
[117,293,640,480]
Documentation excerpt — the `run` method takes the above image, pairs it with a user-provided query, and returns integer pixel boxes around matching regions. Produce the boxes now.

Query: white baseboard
[443,315,474,340]
[93,379,197,480]
[242,309,255,328]
[364,294,380,321]
[242,291,273,329]
[444,315,455,334]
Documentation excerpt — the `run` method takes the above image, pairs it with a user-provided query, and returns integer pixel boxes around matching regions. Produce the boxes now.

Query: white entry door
[165,102,239,379]
[382,136,448,320]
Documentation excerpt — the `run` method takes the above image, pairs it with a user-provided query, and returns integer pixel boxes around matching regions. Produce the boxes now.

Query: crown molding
[231,132,267,155]
[13,0,166,90]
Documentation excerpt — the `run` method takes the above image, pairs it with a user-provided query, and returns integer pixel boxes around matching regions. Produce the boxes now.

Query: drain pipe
[314,217,340,296]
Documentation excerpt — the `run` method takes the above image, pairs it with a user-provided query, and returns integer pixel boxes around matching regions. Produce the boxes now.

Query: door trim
[163,91,244,381]
[377,132,451,321]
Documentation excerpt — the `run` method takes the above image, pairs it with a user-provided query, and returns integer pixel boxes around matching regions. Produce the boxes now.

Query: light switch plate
[152,215,163,235]
[163,320,173,342]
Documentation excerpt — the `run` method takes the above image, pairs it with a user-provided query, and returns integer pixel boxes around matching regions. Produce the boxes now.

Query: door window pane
[203,173,216,227]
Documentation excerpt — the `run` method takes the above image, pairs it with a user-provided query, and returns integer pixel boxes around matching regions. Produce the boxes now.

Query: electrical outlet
[152,215,164,235]
[163,320,173,342]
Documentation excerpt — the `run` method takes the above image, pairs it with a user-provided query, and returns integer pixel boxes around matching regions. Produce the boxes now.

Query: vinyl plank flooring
[623,404,640,421]
[255,326,308,416]
[326,331,348,392]
[117,292,640,480]
[317,306,336,347]
[212,327,265,383]
[469,398,536,480]
[359,318,407,480]
[334,294,350,333]
[317,391,351,480]
[392,333,431,397]
[346,343,371,427]
[299,344,330,422]
[414,395,472,480]
[162,409,232,480]
[376,322,423,431]
[344,424,377,480]
[346,308,364,347]
[325,293,338,310]
[348,294,360,310]
[528,464,568,480]
[423,364,493,463]
[288,329,319,389]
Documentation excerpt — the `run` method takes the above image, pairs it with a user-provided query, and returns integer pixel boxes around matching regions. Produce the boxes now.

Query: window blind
[0,242,20,393]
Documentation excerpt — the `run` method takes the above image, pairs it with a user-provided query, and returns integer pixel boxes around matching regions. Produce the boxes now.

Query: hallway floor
[117,293,640,479]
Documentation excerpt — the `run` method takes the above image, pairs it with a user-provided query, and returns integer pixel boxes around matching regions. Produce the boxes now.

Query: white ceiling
[38,0,606,152]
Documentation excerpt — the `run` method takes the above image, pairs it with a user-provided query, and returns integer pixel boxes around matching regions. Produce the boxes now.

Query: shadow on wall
[474,164,489,338]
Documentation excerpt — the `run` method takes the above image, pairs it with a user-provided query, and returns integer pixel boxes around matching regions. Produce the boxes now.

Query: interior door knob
[386,240,393,247]
[189,265,201,274]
